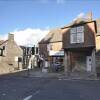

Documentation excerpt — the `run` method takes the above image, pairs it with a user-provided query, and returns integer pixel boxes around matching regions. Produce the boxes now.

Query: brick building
[39,28,64,71]
[63,18,100,78]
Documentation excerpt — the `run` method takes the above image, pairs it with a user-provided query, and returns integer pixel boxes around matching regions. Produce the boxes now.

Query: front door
[86,56,92,72]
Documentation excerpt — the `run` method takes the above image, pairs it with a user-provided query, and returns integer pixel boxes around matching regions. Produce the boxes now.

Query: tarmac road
[0,75,100,100]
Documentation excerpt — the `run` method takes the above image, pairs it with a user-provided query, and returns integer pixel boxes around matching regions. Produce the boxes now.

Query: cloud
[56,0,65,4]
[0,28,49,47]
[73,12,85,21]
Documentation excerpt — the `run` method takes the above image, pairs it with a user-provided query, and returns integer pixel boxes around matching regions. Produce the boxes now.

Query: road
[0,75,100,100]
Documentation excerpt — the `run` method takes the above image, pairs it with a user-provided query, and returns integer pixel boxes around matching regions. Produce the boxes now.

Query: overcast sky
[0,0,100,46]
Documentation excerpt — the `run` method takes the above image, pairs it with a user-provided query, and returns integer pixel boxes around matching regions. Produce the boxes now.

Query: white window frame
[70,26,84,44]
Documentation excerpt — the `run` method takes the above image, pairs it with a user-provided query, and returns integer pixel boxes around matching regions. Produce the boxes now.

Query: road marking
[23,90,40,100]
[23,95,32,100]
[33,90,40,96]
[2,93,6,96]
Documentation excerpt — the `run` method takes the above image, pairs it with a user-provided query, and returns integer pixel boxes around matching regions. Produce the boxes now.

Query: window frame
[70,26,84,44]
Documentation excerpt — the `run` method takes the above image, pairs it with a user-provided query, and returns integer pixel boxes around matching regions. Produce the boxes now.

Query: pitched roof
[39,14,94,44]
[39,28,62,44]
[0,40,8,45]
[61,18,93,29]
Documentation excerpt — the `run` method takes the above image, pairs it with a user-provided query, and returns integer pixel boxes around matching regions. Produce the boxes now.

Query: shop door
[86,56,92,72]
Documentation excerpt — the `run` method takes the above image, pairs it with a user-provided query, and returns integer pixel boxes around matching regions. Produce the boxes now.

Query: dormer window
[70,26,84,44]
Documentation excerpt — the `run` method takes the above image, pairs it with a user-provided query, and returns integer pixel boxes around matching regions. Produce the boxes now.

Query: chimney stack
[8,33,14,41]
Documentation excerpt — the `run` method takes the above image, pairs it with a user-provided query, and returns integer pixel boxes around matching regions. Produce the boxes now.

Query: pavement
[28,70,63,78]
[1,68,98,80]
[27,69,99,80]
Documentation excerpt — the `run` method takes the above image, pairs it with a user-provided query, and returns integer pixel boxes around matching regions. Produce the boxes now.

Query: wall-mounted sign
[49,50,64,56]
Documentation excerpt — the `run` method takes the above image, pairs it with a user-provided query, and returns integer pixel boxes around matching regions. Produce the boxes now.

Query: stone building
[0,33,23,74]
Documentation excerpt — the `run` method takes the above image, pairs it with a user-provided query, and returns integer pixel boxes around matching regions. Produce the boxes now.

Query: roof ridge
[0,40,8,45]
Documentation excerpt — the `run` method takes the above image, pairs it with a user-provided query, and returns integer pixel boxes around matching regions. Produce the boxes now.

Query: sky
[0,0,100,46]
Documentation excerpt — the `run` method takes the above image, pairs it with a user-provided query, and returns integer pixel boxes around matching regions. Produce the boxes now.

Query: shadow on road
[0,69,30,78]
